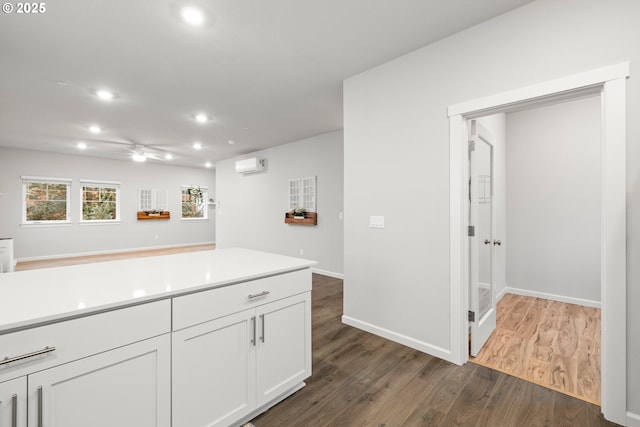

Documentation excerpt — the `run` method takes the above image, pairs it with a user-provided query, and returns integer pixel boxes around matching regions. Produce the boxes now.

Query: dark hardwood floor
[250,274,618,427]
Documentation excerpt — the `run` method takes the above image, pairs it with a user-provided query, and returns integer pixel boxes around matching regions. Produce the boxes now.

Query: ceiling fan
[126,144,170,162]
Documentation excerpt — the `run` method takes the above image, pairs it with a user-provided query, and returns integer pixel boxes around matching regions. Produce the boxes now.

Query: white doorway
[448,63,628,424]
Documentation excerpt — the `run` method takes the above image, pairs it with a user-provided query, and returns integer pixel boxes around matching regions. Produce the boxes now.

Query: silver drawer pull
[0,346,56,367]
[248,290,270,300]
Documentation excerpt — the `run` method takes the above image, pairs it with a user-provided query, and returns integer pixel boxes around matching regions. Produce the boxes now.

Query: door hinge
[468,310,476,322]
[468,225,475,237]
[468,140,475,152]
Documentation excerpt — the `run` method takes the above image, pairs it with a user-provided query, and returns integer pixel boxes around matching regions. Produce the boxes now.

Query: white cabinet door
[27,334,170,427]
[172,309,256,427]
[256,292,311,406]
[0,377,26,427]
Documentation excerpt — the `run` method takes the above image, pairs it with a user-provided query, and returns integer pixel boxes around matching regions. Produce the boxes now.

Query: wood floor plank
[471,293,602,405]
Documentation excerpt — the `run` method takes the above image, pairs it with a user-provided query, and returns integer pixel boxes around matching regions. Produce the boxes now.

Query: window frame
[21,176,72,226]
[79,179,121,224]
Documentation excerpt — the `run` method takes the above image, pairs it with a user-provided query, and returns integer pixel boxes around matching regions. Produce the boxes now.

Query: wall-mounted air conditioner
[235,157,265,174]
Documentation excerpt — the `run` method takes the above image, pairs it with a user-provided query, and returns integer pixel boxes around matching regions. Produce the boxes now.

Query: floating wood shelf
[137,211,170,220]
[284,212,317,226]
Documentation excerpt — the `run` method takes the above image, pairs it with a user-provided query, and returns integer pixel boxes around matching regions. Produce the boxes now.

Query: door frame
[447,62,628,424]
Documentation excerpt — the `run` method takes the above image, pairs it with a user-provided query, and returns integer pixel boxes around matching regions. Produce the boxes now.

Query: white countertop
[0,248,316,334]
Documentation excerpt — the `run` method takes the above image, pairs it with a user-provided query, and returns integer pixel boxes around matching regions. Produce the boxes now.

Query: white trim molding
[448,62,629,425]
[342,315,451,361]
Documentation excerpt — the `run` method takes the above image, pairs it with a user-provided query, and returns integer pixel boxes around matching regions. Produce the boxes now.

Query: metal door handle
[493,240,502,246]
[11,394,17,427]
[0,346,56,366]
[260,314,265,343]
[37,386,43,427]
[251,316,256,346]
[484,239,491,245]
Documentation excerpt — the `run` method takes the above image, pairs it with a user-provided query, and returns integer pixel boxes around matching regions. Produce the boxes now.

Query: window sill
[21,222,72,228]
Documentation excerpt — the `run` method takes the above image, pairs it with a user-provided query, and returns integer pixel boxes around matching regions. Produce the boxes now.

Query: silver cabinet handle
[11,394,17,427]
[493,240,502,246]
[250,316,256,346]
[248,290,270,300]
[259,314,265,343]
[37,386,43,427]
[0,346,56,366]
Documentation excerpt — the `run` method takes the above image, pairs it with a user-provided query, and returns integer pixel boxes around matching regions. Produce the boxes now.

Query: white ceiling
[0,0,533,168]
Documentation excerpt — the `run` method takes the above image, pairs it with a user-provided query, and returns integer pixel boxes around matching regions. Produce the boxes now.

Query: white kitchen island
[0,248,316,427]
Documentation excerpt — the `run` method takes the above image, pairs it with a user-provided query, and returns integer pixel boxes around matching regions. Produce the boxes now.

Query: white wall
[0,147,215,260]
[216,130,343,276]
[506,96,601,305]
[343,0,639,416]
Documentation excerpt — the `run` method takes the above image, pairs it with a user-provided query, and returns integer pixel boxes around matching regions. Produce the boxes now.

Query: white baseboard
[341,315,452,363]
[505,286,601,309]
[627,411,640,427]
[311,268,343,279]
[16,241,216,263]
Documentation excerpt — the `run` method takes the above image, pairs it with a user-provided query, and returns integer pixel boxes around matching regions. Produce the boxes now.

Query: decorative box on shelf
[284,212,317,225]
[137,211,170,220]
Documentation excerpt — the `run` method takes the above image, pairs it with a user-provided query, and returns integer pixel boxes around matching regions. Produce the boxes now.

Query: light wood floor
[470,293,601,406]
[15,244,215,271]
[251,275,615,426]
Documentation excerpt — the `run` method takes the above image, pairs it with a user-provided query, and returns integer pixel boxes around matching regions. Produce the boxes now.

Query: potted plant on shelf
[291,207,307,219]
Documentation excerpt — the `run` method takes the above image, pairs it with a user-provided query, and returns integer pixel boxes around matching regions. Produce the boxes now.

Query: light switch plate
[369,215,384,228]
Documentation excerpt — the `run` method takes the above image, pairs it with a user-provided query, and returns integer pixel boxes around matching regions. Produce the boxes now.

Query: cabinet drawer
[0,299,170,382]
[172,268,311,331]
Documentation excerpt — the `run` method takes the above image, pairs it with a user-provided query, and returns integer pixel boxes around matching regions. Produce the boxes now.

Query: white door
[1,377,27,427]
[256,292,311,406]
[27,335,170,427]
[172,309,256,427]
[469,120,498,357]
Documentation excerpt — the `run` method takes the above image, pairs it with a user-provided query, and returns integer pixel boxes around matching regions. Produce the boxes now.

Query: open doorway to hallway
[468,95,602,405]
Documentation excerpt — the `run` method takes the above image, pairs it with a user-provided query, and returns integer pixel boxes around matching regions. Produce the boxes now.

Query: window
[22,176,72,224]
[80,180,120,222]
[288,176,316,212]
[138,188,168,212]
[181,186,208,220]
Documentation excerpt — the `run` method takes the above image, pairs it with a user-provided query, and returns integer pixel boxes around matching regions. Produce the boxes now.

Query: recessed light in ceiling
[181,6,204,26]
[88,124,102,134]
[194,113,209,123]
[205,162,212,168]
[77,142,87,150]
[228,140,235,145]
[164,153,173,160]
[95,89,115,101]
[193,142,203,150]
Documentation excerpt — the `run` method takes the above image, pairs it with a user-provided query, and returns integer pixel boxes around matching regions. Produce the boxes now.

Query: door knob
[493,240,502,246]
[484,239,491,245]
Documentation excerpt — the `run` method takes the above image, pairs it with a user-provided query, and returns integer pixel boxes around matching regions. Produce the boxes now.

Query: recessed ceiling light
[193,142,203,150]
[181,6,204,26]
[227,140,235,145]
[88,125,102,134]
[96,89,115,100]
[164,153,173,160]
[194,113,208,123]
[77,142,87,150]
[205,162,212,168]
